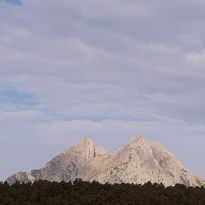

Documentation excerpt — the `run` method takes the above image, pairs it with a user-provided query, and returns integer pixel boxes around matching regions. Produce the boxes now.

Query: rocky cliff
[6,135,205,187]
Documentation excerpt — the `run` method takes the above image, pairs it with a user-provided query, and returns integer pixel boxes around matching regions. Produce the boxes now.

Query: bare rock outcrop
[6,135,205,187]
[7,138,95,184]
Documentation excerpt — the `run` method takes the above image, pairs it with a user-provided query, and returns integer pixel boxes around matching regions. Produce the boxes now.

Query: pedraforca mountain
[6,135,205,187]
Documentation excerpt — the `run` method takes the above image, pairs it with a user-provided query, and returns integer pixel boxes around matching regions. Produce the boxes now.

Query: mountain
[6,135,205,187]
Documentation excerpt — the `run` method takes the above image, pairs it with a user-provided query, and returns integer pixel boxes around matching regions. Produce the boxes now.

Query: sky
[1,0,205,181]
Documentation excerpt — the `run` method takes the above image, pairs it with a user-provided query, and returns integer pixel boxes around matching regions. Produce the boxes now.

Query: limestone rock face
[7,138,95,184]
[95,146,110,157]
[6,135,205,187]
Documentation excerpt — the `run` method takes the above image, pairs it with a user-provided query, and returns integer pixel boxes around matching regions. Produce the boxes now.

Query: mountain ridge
[6,135,205,187]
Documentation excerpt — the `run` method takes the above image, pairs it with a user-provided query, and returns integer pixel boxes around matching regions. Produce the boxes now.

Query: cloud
[1,0,205,180]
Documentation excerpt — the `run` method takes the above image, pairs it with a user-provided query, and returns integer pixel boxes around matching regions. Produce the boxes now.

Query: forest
[0,179,205,205]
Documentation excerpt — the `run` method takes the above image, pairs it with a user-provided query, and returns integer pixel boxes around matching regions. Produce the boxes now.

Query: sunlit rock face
[6,135,205,187]
[7,138,96,184]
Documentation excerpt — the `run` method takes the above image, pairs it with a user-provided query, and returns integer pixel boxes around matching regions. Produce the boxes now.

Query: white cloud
[1,0,205,181]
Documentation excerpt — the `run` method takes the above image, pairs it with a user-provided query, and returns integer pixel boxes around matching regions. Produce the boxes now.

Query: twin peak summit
[6,135,205,187]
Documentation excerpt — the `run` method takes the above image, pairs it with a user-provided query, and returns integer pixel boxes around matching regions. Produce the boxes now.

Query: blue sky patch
[4,0,21,6]
[0,89,37,106]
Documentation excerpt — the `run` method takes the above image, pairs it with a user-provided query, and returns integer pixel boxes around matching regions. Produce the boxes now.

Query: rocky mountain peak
[95,146,110,157]
[62,137,95,160]
[79,137,94,144]
[71,137,95,163]
[128,134,146,144]
[73,137,94,149]
[6,135,205,187]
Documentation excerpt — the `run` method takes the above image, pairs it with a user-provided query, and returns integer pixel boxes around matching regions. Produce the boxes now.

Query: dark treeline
[1,179,205,205]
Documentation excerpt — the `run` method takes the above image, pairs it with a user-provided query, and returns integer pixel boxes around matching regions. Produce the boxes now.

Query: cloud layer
[1,0,205,180]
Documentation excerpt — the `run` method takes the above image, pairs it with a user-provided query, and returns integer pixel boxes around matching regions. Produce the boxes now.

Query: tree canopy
[0,179,205,205]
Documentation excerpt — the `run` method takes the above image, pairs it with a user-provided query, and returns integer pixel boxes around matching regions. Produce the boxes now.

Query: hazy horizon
[1,0,205,181]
